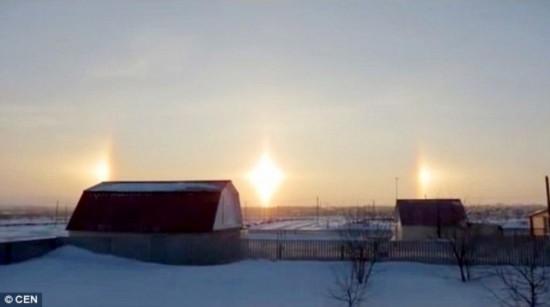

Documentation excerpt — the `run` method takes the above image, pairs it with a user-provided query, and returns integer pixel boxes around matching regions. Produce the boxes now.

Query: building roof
[87,180,230,193]
[396,199,467,227]
[528,208,548,217]
[66,180,238,233]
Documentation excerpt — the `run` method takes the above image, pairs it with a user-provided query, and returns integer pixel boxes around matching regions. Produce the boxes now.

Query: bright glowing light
[248,154,284,206]
[419,167,431,187]
[94,160,110,182]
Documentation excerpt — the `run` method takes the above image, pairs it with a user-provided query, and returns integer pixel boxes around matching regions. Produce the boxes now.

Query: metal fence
[244,237,550,266]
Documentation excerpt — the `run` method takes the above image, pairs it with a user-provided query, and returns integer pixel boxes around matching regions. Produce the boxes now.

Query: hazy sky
[1,1,549,207]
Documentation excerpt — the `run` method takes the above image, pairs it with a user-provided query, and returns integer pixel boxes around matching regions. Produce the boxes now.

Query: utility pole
[54,200,59,227]
[545,176,550,213]
[316,196,320,225]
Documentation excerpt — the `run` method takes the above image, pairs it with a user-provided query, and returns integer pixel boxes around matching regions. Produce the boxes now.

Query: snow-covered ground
[247,217,394,240]
[250,217,347,231]
[0,246,499,307]
[0,223,67,243]
[0,217,57,226]
[0,215,527,242]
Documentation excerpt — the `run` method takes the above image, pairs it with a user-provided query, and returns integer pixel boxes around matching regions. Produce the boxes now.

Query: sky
[1,1,549,208]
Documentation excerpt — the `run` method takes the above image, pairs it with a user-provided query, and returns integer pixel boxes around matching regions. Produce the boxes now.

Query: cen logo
[1,293,41,306]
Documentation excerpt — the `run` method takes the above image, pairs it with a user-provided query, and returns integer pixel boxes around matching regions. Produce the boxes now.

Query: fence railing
[3,236,550,266]
[244,237,550,266]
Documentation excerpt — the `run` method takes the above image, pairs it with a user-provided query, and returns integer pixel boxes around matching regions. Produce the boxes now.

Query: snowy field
[0,216,356,242]
[249,217,348,231]
[0,215,527,242]
[0,246,500,307]
[0,223,67,243]
[247,217,393,240]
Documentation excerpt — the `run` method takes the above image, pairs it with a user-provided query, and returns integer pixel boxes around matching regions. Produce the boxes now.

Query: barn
[395,199,467,240]
[65,180,244,264]
[529,209,549,236]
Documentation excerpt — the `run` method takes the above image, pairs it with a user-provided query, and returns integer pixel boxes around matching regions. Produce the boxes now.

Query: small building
[66,180,244,264]
[529,209,549,237]
[501,219,530,236]
[395,199,467,240]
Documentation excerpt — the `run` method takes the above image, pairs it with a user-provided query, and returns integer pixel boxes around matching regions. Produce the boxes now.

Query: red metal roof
[396,199,467,227]
[67,181,233,233]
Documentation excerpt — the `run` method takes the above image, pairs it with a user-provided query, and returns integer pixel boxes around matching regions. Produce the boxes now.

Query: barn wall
[162,230,243,264]
[399,226,462,240]
[212,184,243,231]
[64,230,244,265]
[531,214,548,236]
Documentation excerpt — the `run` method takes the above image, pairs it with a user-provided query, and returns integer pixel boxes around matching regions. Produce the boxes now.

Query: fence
[244,237,550,266]
[0,238,60,264]
[2,236,550,266]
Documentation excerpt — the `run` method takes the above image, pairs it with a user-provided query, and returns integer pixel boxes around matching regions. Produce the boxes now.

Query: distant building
[529,209,549,236]
[501,219,530,236]
[66,180,243,264]
[395,199,467,240]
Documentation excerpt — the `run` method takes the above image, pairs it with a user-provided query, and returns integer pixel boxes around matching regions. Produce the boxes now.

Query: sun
[419,167,431,187]
[248,154,284,206]
[417,166,432,198]
[94,160,110,182]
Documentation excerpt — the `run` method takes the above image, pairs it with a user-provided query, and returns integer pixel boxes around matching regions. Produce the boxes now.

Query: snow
[0,217,56,226]
[250,217,358,231]
[0,223,67,243]
[88,182,224,193]
[500,218,529,229]
[0,246,499,307]
[247,217,393,240]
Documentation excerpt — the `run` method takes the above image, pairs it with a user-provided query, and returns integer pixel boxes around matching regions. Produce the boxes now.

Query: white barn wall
[213,183,243,231]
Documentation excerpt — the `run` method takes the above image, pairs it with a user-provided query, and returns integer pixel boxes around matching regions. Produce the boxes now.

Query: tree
[328,207,390,306]
[446,226,480,282]
[489,238,550,307]
[446,204,495,282]
[328,264,368,307]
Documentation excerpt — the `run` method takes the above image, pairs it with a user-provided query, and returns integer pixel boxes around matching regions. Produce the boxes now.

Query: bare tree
[328,207,391,306]
[489,239,550,307]
[328,265,368,307]
[446,226,481,282]
[446,206,497,282]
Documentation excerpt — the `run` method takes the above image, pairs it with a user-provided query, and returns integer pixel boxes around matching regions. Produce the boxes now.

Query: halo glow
[248,154,284,206]
[419,167,431,187]
[94,160,110,182]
